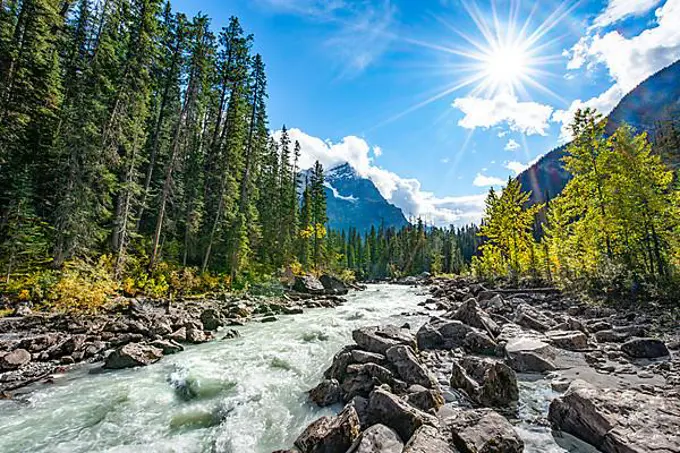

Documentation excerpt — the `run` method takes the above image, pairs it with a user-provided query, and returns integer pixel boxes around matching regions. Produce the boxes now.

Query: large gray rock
[309,379,342,407]
[324,348,355,381]
[548,379,680,453]
[445,408,524,453]
[595,325,646,343]
[416,319,475,350]
[341,363,395,401]
[406,385,445,413]
[514,304,552,332]
[0,348,31,370]
[505,337,556,373]
[386,345,435,388]
[200,308,223,331]
[353,325,416,355]
[367,388,438,442]
[347,424,404,453]
[450,299,500,336]
[103,343,163,369]
[294,275,326,294]
[403,425,457,453]
[149,339,184,355]
[621,338,669,359]
[463,331,497,356]
[546,330,588,351]
[295,404,361,453]
[319,274,349,295]
[450,357,519,408]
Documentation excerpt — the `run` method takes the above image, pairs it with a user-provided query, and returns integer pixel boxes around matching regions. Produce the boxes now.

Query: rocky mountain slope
[518,59,680,204]
[305,163,409,233]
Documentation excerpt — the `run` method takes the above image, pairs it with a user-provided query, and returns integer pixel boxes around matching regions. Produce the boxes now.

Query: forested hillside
[0,1,337,306]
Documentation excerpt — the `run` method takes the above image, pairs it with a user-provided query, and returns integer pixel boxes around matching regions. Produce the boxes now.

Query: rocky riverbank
[288,277,679,453]
[0,274,356,395]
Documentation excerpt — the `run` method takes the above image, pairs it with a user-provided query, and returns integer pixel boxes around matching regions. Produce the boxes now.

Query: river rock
[367,387,438,442]
[168,327,187,343]
[595,325,646,343]
[325,349,355,381]
[309,379,342,407]
[450,357,518,408]
[386,345,435,388]
[150,339,184,355]
[450,298,499,336]
[200,309,223,331]
[17,333,59,353]
[445,408,524,453]
[294,275,326,295]
[463,331,497,355]
[353,325,416,355]
[342,363,395,400]
[546,330,588,351]
[621,338,669,359]
[186,328,208,344]
[0,348,31,370]
[548,379,680,453]
[403,425,457,453]
[103,343,163,369]
[505,337,556,372]
[294,404,360,453]
[352,350,386,365]
[416,319,474,350]
[347,424,404,453]
[515,304,552,332]
[319,274,349,295]
[406,385,445,412]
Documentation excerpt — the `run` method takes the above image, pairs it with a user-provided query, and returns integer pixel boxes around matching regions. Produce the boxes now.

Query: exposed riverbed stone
[444,408,524,453]
[515,304,552,332]
[293,275,326,295]
[0,349,31,371]
[416,319,475,350]
[548,379,680,453]
[353,325,416,355]
[103,343,163,369]
[505,337,556,373]
[294,404,360,453]
[546,330,588,351]
[309,379,342,407]
[386,345,435,388]
[367,387,438,442]
[403,425,457,453]
[347,424,404,453]
[620,338,669,359]
[450,357,519,408]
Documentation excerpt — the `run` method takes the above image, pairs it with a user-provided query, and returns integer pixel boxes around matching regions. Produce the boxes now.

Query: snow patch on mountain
[324,182,357,202]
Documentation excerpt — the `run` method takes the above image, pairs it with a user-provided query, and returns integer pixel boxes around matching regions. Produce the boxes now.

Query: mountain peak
[326,162,360,181]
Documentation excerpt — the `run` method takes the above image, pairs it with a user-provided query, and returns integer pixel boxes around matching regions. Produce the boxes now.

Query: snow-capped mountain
[300,163,409,233]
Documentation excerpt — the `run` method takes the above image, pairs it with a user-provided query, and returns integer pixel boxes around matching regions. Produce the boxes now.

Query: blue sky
[173,0,680,225]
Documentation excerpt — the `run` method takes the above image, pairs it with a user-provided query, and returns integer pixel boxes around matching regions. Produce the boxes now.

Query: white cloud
[373,146,383,157]
[558,0,680,139]
[473,173,505,187]
[504,139,520,151]
[440,157,450,164]
[452,92,554,136]
[504,161,529,176]
[275,128,487,225]
[593,0,663,28]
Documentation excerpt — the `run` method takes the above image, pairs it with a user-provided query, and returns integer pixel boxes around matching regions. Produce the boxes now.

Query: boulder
[294,275,326,295]
[463,331,497,356]
[353,325,416,355]
[324,349,355,381]
[621,338,669,359]
[319,274,349,295]
[186,328,208,344]
[450,357,518,408]
[200,308,223,331]
[17,333,59,353]
[450,299,500,336]
[168,327,187,343]
[514,304,552,332]
[403,425,457,453]
[548,379,680,453]
[546,330,588,351]
[150,339,184,355]
[406,385,445,413]
[309,379,342,407]
[103,343,163,369]
[416,319,475,350]
[347,424,404,453]
[595,325,646,343]
[294,404,360,453]
[367,388,438,442]
[505,337,556,373]
[0,348,31,370]
[385,345,435,388]
[341,363,395,400]
[445,409,523,453]
[352,350,386,365]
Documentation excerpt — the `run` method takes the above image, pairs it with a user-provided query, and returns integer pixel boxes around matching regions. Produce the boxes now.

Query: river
[0,284,594,453]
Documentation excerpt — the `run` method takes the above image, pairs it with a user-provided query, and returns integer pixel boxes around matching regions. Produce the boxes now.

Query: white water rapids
[0,284,595,453]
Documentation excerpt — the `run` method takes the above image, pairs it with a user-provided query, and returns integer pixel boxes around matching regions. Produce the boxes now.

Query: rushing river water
[0,284,595,453]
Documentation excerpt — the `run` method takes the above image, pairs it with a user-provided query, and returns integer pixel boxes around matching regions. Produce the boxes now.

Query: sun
[483,44,530,88]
